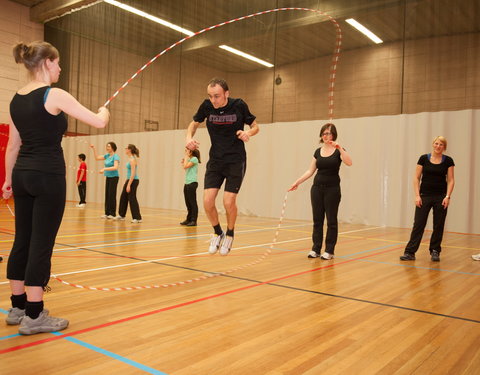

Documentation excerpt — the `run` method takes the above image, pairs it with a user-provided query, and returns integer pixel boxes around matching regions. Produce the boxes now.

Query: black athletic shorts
[204,159,246,193]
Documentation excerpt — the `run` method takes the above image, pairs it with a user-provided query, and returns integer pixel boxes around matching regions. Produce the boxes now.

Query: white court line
[0,226,382,285]
[49,223,309,253]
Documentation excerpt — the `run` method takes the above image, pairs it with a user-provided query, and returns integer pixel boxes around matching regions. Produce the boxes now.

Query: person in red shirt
[76,153,87,207]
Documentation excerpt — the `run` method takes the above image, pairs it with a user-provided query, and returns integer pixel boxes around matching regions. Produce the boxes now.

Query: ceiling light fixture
[104,0,273,68]
[219,45,274,68]
[345,18,383,44]
[104,0,195,36]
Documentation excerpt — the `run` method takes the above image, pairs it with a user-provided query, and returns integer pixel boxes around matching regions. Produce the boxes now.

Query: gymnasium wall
[62,109,479,234]
[0,0,43,124]
[50,30,480,135]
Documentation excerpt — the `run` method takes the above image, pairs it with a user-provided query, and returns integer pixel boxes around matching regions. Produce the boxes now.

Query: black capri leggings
[7,170,66,287]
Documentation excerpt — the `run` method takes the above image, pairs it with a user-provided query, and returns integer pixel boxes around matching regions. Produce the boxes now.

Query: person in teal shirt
[90,142,120,219]
[180,148,201,226]
[117,144,142,223]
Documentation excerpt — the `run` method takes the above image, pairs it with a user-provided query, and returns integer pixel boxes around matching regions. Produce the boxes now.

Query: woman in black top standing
[400,136,454,262]
[289,123,352,259]
[2,41,109,335]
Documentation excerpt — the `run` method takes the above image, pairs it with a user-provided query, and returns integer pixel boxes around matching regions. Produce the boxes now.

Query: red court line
[0,244,404,354]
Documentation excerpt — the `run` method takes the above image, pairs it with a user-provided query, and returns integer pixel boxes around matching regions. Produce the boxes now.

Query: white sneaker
[219,235,233,256]
[114,216,125,221]
[320,252,334,260]
[75,204,81,207]
[100,215,108,219]
[79,203,86,208]
[131,219,142,223]
[208,233,225,254]
[107,215,115,220]
[472,254,480,261]
[308,250,319,258]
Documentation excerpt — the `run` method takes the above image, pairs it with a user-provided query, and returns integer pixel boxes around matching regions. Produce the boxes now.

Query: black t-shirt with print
[193,98,256,163]
[418,154,455,195]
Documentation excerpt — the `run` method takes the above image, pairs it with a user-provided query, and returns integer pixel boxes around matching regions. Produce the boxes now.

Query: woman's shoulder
[444,155,454,165]
[417,153,428,162]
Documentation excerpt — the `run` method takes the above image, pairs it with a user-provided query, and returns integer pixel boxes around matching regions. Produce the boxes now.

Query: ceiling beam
[30,0,100,23]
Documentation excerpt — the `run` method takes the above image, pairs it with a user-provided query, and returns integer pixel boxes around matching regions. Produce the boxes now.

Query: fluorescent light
[346,18,383,44]
[104,1,273,68]
[219,45,274,68]
[104,0,194,36]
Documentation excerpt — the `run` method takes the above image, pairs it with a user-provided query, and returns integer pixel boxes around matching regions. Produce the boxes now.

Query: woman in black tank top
[289,123,352,260]
[2,41,110,335]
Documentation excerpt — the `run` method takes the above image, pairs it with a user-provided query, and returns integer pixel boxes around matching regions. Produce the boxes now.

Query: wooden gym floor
[0,202,479,374]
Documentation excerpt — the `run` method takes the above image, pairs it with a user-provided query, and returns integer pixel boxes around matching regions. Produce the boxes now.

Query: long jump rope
[3,8,342,290]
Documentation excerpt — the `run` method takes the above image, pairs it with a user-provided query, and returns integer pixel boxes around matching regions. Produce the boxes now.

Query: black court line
[1,228,477,325]
[46,240,480,325]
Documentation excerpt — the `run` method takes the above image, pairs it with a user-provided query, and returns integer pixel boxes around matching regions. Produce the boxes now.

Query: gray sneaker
[6,307,25,325]
[19,310,69,335]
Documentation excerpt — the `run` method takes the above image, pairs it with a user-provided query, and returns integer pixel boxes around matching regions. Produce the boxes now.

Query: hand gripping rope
[51,8,342,291]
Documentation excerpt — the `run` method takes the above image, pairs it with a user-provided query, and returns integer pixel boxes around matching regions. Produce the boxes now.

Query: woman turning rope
[2,41,109,335]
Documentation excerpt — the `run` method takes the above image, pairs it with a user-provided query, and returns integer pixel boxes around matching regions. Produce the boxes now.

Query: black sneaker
[180,220,189,225]
[185,221,197,226]
[400,252,416,261]
[431,250,440,262]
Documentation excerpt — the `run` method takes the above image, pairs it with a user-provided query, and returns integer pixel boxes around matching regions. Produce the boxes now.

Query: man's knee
[204,189,219,210]
[223,194,237,212]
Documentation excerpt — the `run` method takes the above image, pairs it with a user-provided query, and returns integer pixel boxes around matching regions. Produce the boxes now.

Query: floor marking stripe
[51,332,169,375]
[1,240,477,355]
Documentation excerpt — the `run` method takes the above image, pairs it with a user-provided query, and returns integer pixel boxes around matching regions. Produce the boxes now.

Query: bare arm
[77,169,85,185]
[288,157,317,191]
[442,166,455,209]
[186,121,201,150]
[46,88,109,128]
[101,160,119,172]
[126,158,136,193]
[90,145,106,161]
[183,159,194,170]
[237,120,259,142]
[328,141,352,166]
[413,165,423,208]
[2,121,22,199]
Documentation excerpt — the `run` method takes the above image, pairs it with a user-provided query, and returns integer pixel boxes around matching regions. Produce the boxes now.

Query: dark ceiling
[10,0,480,72]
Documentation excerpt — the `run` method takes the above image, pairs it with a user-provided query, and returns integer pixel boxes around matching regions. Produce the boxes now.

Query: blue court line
[0,308,168,374]
[51,332,168,374]
[0,309,21,341]
[0,333,20,340]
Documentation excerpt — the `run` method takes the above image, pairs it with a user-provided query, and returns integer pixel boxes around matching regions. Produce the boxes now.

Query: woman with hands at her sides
[400,136,454,262]
[90,142,120,219]
[117,144,142,223]
[289,123,352,260]
[2,41,109,335]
